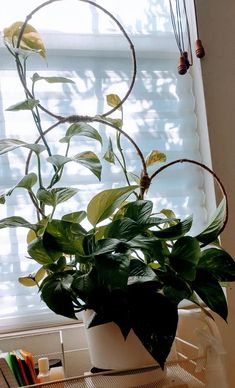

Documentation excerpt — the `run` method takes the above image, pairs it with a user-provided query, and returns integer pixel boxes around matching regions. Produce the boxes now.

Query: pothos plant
[1,0,235,369]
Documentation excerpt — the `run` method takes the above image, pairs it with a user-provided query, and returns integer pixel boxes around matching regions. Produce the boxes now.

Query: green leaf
[32,73,75,84]
[54,188,79,205]
[198,248,235,281]
[104,218,140,241]
[192,269,228,321]
[127,172,140,185]
[169,236,201,281]
[37,188,55,207]
[163,277,192,305]
[47,152,102,179]
[18,267,46,287]
[94,238,130,256]
[128,283,178,368]
[145,216,178,228]
[44,220,86,255]
[26,144,46,154]
[0,139,25,154]
[95,252,130,289]
[37,187,78,207]
[129,236,170,266]
[15,173,37,190]
[153,215,193,240]
[128,259,157,283]
[6,99,39,111]
[93,225,108,241]
[196,198,227,245]
[28,237,62,265]
[47,155,71,169]
[145,150,166,167]
[44,256,68,273]
[0,138,46,155]
[0,216,37,230]
[189,293,215,321]
[46,219,87,238]
[122,200,153,224]
[61,123,102,144]
[72,270,97,300]
[4,22,46,59]
[62,211,86,223]
[0,192,5,204]
[106,94,122,110]
[40,273,76,318]
[87,186,138,226]
[73,151,102,180]
[103,137,115,164]
[82,269,132,338]
[36,217,50,236]
[7,173,38,196]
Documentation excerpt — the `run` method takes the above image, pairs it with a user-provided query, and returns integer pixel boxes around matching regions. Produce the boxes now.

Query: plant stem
[114,151,129,184]
[14,53,63,121]
[48,141,71,189]
[94,117,147,175]
[28,189,45,219]
[31,79,54,160]
[17,57,56,172]
[25,120,63,175]
[36,153,43,189]
[115,109,132,187]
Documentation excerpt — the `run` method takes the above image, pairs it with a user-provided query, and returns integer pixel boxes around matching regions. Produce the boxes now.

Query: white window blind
[0,0,212,332]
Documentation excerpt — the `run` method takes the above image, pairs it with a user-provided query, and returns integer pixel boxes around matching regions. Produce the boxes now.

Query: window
[0,0,214,332]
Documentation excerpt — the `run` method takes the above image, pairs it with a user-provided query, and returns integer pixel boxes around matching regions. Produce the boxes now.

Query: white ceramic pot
[82,310,166,386]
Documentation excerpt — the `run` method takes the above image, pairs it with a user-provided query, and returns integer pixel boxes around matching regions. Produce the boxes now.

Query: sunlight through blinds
[0,0,209,331]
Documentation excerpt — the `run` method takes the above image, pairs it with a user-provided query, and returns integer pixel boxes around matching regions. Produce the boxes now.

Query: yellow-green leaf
[18,267,46,287]
[4,22,46,59]
[35,267,46,282]
[6,99,39,111]
[160,208,176,219]
[106,94,122,110]
[27,229,37,244]
[105,117,123,128]
[32,73,74,84]
[103,137,115,164]
[18,275,37,287]
[145,150,166,167]
[148,262,161,270]
[159,208,178,227]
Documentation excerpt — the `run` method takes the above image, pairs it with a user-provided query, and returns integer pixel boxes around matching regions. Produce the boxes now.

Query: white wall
[197,1,235,387]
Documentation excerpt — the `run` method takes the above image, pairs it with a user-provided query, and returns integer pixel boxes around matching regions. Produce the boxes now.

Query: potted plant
[1,0,235,375]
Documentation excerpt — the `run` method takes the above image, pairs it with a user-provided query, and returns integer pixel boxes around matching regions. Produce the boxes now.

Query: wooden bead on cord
[183,51,190,69]
[195,39,205,58]
[178,55,188,75]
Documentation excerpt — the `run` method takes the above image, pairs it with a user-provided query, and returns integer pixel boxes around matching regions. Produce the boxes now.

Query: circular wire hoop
[16,0,137,119]
[150,158,228,241]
